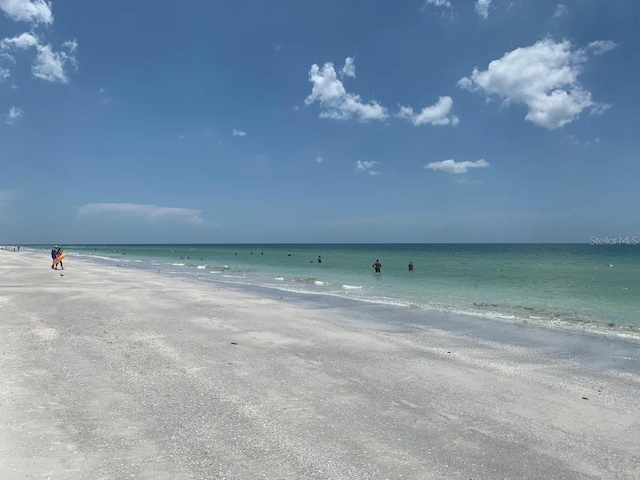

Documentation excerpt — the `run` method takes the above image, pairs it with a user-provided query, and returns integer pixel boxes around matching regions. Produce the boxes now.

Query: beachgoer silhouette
[372,259,382,273]
[317,255,322,263]
[408,260,414,271]
[51,245,58,269]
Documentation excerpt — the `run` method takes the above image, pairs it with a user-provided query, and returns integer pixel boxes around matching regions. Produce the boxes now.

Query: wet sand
[1,250,639,479]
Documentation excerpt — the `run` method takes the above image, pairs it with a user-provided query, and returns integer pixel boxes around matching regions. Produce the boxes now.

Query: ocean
[28,243,640,337]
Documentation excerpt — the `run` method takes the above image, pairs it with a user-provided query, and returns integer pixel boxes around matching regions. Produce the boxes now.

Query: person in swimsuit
[408,260,414,271]
[372,259,382,273]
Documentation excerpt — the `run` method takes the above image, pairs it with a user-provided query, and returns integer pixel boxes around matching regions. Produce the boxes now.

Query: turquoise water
[29,244,640,335]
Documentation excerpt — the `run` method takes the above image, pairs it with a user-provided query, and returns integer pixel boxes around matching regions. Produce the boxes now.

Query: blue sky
[1,0,638,244]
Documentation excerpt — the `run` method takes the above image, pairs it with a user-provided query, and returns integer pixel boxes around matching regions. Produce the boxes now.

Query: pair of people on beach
[371,260,414,273]
[51,246,64,270]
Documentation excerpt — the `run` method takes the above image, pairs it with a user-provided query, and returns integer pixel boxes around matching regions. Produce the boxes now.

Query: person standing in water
[317,255,322,263]
[372,259,382,273]
[408,260,414,271]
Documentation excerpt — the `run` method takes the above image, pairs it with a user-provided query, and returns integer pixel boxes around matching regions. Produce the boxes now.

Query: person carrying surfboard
[54,247,64,270]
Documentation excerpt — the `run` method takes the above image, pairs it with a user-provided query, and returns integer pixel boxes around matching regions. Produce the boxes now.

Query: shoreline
[1,250,639,479]
[25,246,640,342]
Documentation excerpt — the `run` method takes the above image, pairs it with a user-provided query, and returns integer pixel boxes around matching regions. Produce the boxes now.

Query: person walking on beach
[372,259,382,273]
[51,245,58,269]
[408,260,414,271]
[55,247,64,270]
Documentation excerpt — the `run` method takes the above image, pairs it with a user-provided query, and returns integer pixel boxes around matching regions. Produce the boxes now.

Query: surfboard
[52,252,66,265]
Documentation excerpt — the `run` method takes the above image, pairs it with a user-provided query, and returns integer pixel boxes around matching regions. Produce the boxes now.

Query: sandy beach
[1,250,639,480]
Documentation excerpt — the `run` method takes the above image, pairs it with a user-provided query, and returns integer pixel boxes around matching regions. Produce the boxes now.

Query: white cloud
[5,105,22,124]
[398,96,459,126]
[1,33,77,83]
[458,38,609,129]
[98,87,113,104]
[425,159,489,174]
[421,0,456,17]
[32,43,76,83]
[566,135,601,147]
[76,203,205,225]
[554,4,568,17]
[355,160,380,175]
[590,103,611,116]
[0,0,53,24]
[62,39,78,54]
[231,129,247,136]
[475,0,492,18]
[0,32,39,49]
[0,67,9,81]
[423,0,451,8]
[342,56,355,78]
[316,155,323,163]
[588,40,617,56]
[305,58,388,122]
[0,0,78,84]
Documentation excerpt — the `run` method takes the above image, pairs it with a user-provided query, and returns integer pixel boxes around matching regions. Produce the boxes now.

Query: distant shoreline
[14,246,640,342]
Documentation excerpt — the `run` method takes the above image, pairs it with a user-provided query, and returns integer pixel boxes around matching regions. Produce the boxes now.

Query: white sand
[1,250,639,479]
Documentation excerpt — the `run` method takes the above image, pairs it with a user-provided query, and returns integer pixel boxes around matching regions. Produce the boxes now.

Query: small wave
[295,277,322,284]
[222,274,246,279]
[274,276,285,281]
[207,266,229,272]
[343,284,363,290]
[171,263,186,266]
[314,281,325,286]
[197,265,207,269]
[79,255,121,262]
